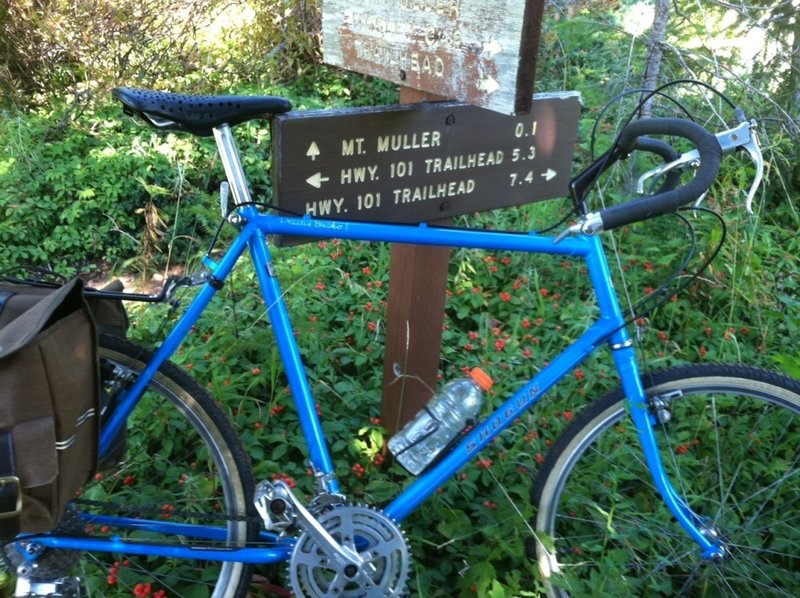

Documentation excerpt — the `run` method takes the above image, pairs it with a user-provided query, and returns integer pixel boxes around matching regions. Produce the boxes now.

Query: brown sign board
[271,92,581,233]
[322,0,545,115]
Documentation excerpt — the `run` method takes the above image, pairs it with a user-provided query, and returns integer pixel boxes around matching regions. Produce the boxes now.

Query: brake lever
[740,123,763,214]
[636,120,763,214]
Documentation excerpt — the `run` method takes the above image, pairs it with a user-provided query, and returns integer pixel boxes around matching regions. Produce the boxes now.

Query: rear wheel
[75,335,257,598]
[532,364,800,596]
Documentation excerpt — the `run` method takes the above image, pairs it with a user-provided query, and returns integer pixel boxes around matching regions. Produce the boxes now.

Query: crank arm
[254,480,366,570]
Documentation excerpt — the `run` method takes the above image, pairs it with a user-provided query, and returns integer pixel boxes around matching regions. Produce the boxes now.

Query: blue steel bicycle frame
[27,208,724,562]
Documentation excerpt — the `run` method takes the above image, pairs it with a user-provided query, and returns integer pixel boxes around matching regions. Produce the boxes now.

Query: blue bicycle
[5,84,800,597]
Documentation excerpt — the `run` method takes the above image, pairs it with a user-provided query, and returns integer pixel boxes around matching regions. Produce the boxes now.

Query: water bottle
[388,367,493,475]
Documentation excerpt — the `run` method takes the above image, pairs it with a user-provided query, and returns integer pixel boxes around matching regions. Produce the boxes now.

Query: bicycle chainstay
[71,498,264,525]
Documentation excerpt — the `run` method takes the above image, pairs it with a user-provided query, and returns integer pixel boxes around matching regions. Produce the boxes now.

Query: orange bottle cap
[469,367,493,391]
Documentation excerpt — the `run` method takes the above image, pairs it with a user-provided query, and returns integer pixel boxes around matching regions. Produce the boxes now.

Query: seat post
[212,124,253,206]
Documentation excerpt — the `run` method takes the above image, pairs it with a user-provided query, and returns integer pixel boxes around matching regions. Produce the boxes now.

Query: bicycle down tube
[74,205,725,564]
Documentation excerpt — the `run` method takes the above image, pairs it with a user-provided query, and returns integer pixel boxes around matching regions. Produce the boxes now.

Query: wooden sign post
[313,0,549,433]
[383,87,453,435]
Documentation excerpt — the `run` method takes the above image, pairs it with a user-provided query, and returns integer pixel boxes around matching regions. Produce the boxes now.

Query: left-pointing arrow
[306,172,330,188]
[306,142,320,161]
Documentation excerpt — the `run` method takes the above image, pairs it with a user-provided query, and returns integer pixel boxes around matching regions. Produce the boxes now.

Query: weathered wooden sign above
[321,0,545,115]
[272,92,581,226]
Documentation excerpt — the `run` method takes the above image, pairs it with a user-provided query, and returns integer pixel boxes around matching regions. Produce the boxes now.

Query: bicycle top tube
[256,208,594,256]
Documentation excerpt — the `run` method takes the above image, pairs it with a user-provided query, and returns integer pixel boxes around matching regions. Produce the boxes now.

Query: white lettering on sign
[425,27,463,50]
[352,12,394,35]
[357,192,382,210]
[424,151,504,173]
[305,197,346,216]
[341,165,379,184]
[377,130,442,152]
[390,160,414,178]
[515,120,538,138]
[353,39,447,78]
[398,0,462,19]
[342,138,367,156]
[392,178,476,204]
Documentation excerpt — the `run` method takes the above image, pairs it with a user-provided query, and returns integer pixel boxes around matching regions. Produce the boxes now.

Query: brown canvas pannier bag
[0,278,99,538]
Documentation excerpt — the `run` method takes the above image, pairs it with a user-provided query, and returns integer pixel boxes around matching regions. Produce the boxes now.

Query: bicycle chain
[71,498,265,526]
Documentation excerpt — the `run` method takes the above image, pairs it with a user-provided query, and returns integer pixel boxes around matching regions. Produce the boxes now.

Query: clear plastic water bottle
[388,367,493,475]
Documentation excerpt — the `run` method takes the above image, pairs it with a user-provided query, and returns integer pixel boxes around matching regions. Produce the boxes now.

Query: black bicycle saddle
[113,87,292,136]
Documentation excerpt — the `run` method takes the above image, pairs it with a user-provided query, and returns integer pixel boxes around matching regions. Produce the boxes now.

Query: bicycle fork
[584,234,726,563]
[612,345,727,561]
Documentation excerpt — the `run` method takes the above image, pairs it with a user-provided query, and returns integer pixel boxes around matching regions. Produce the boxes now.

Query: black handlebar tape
[634,136,682,193]
[599,118,722,230]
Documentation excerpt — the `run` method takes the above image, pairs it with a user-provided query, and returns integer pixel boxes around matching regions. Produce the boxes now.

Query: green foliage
[1,0,799,594]
[250,0,323,83]
[0,0,227,105]
[0,100,221,275]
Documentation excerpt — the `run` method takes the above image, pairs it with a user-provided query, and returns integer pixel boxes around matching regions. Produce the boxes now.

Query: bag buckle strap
[0,475,22,519]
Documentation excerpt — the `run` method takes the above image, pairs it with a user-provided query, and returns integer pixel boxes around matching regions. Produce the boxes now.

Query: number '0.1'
[358,193,381,211]
[515,121,538,138]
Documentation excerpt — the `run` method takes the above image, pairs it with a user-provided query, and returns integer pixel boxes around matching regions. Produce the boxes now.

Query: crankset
[255,481,410,596]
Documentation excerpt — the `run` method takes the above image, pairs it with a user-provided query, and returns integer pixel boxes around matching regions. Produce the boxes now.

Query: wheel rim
[535,373,800,597]
[73,347,251,598]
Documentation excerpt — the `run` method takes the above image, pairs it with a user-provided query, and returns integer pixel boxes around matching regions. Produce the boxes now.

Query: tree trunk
[642,0,670,116]
[788,14,800,120]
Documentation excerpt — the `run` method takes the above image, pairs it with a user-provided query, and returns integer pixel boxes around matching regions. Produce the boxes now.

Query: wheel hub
[289,505,409,597]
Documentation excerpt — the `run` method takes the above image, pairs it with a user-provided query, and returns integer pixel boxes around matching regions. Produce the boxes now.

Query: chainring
[289,505,409,597]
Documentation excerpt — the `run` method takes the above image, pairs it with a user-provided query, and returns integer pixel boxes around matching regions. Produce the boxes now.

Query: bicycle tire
[531,363,800,597]
[73,334,257,598]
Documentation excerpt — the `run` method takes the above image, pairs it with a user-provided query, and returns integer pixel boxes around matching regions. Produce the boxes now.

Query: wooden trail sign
[312,1,562,433]
[272,92,581,226]
[322,0,545,114]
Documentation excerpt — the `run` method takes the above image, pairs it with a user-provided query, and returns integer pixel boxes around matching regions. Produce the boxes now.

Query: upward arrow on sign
[306,141,321,161]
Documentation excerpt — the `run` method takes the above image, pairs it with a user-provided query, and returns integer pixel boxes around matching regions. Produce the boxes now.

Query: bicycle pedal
[14,576,82,597]
[254,480,297,533]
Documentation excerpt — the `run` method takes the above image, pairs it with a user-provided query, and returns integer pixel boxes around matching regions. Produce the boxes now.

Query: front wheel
[532,363,800,597]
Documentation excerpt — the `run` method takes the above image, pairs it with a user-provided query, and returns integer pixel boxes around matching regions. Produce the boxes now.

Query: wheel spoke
[533,365,800,596]
[62,337,256,598]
